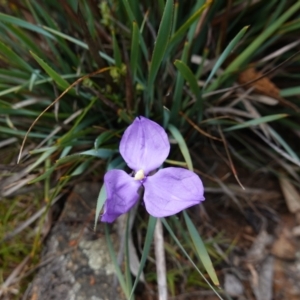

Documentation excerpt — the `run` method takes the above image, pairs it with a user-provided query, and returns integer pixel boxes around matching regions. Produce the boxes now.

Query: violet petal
[143,167,205,217]
[101,170,141,223]
[120,116,170,174]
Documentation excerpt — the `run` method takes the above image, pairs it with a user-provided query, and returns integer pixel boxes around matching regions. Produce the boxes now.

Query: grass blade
[0,74,80,97]
[121,0,136,24]
[168,2,210,50]
[204,26,249,89]
[269,127,299,161]
[161,218,224,299]
[0,12,55,38]
[4,24,43,56]
[226,2,300,73]
[183,211,219,286]
[224,114,288,131]
[174,60,200,99]
[42,25,88,49]
[105,224,129,298]
[0,41,33,72]
[170,42,189,123]
[125,214,134,299]
[30,51,74,93]
[29,166,56,184]
[174,59,203,120]
[148,0,173,87]
[129,216,157,300]
[80,148,117,158]
[94,131,115,149]
[168,124,193,171]
[280,86,300,97]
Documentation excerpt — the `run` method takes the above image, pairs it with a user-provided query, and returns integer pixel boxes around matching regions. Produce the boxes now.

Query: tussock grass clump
[1,1,300,299]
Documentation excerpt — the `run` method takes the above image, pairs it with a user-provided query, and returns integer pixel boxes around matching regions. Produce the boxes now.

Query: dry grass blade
[206,107,253,118]
[225,86,254,107]
[242,99,271,139]
[245,94,278,106]
[0,137,17,148]
[154,219,167,300]
[258,39,300,63]
[191,55,223,77]
[253,129,300,167]
[0,255,31,297]
[11,98,50,109]
[1,175,36,197]
[35,109,83,150]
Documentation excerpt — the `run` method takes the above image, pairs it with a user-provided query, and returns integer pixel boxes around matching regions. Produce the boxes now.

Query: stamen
[134,169,145,181]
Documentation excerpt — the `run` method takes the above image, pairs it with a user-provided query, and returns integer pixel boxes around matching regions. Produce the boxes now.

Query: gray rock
[25,182,125,300]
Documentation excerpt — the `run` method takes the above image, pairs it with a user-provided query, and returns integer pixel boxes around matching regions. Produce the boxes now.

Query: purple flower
[101,116,205,222]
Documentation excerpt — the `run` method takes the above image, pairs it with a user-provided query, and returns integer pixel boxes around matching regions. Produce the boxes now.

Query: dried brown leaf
[279,177,300,213]
[271,228,296,260]
[238,68,280,99]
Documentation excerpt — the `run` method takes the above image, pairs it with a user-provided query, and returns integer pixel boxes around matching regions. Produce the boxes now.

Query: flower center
[134,169,145,181]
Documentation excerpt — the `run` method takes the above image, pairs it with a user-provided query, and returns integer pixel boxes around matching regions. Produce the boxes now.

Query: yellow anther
[134,169,145,181]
